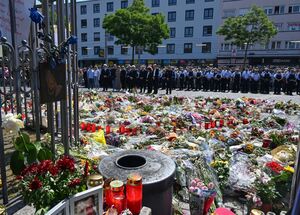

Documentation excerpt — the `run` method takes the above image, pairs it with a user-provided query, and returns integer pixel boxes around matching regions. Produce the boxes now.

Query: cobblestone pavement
[12,90,300,214]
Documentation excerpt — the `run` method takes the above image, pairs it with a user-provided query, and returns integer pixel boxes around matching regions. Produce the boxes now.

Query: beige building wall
[218,0,300,65]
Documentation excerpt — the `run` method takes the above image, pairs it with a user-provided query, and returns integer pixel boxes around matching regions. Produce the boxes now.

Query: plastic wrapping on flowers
[75,91,300,214]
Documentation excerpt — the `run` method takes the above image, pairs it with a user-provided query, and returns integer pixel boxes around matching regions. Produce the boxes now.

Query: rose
[29,177,42,190]
[68,178,81,188]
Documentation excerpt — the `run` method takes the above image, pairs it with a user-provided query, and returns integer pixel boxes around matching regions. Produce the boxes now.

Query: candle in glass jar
[132,128,138,136]
[220,119,224,127]
[210,121,216,128]
[106,125,111,134]
[119,124,126,134]
[80,122,86,130]
[205,122,210,129]
[110,180,126,213]
[91,124,96,132]
[126,173,143,215]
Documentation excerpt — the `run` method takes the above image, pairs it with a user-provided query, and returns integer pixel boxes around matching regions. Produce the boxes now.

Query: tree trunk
[243,42,249,69]
[132,45,135,65]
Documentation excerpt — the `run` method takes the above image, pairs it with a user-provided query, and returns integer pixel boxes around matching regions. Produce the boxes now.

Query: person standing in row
[214,70,222,92]
[231,69,241,93]
[286,69,297,95]
[147,66,154,94]
[195,70,202,91]
[187,68,194,91]
[241,69,250,93]
[127,65,138,93]
[139,65,147,93]
[153,65,160,94]
[94,66,100,88]
[110,65,117,92]
[274,69,283,95]
[101,64,110,92]
[87,66,94,89]
[296,69,300,95]
[120,66,127,92]
[179,69,185,91]
[250,69,260,94]
[165,66,173,95]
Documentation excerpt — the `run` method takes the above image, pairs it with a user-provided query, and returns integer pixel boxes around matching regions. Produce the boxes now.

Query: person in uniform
[261,68,271,94]
[286,69,297,95]
[214,69,222,92]
[110,64,117,91]
[120,66,127,92]
[187,68,195,91]
[250,69,260,94]
[231,68,241,93]
[101,64,110,91]
[153,65,160,94]
[274,69,283,95]
[195,70,202,91]
[146,66,154,94]
[166,66,174,95]
[179,68,185,91]
[225,69,232,92]
[139,65,147,93]
[220,68,226,92]
[209,69,215,91]
[241,69,250,93]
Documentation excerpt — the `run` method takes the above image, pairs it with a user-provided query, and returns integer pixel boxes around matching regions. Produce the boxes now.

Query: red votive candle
[120,125,126,134]
[126,173,143,215]
[243,118,249,124]
[220,119,224,127]
[205,122,210,129]
[80,122,86,130]
[91,124,96,132]
[110,180,126,213]
[211,121,216,128]
[106,125,111,134]
[132,128,138,136]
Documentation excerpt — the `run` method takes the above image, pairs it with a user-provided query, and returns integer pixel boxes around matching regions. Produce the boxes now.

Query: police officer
[286,69,297,95]
[274,69,283,95]
[179,68,185,91]
[153,65,160,94]
[231,68,241,93]
[207,69,214,91]
[166,66,173,95]
[214,69,222,92]
[241,69,250,93]
[187,68,194,91]
[296,69,300,95]
[120,65,127,92]
[251,69,260,94]
[146,66,154,94]
[220,68,227,92]
[195,70,202,91]
[139,65,147,93]
[261,68,271,94]
[225,69,232,92]
[101,64,110,91]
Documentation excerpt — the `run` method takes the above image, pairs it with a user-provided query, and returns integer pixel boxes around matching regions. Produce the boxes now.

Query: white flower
[2,114,24,133]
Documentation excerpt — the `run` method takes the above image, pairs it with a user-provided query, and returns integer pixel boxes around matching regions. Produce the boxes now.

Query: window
[80,5,87,14]
[202,42,211,53]
[288,5,300,13]
[205,0,214,2]
[185,10,194,21]
[94,18,100,27]
[93,4,100,13]
[168,11,176,22]
[285,41,300,49]
[223,9,235,18]
[152,12,159,16]
[239,8,249,16]
[288,23,300,31]
[168,0,177,6]
[121,46,128,55]
[186,0,195,4]
[204,8,213,19]
[152,0,160,7]
[81,33,87,42]
[94,46,100,55]
[121,1,128,9]
[264,7,273,15]
[184,43,193,53]
[170,28,176,38]
[184,27,193,37]
[81,19,87,28]
[274,23,283,31]
[94,32,100,41]
[81,47,88,55]
[223,43,230,51]
[203,25,212,36]
[107,2,114,12]
[108,46,114,55]
[167,44,175,54]
[107,33,114,41]
[274,6,285,14]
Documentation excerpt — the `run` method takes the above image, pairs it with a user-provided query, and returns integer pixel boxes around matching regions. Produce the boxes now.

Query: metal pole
[57,0,69,155]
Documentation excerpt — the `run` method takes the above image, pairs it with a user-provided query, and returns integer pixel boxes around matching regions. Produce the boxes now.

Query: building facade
[218,0,300,66]
[76,0,221,66]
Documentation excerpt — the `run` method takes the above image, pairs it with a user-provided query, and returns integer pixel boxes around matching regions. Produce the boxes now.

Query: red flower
[56,155,75,172]
[266,161,284,174]
[49,165,59,176]
[29,177,43,190]
[68,178,81,188]
[21,163,39,176]
[16,175,23,180]
[38,160,53,174]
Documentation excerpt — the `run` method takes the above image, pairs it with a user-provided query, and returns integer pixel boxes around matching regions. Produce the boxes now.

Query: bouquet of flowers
[17,156,87,214]
[188,178,216,215]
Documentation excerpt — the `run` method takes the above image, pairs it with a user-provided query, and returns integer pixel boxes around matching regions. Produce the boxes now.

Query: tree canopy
[103,0,169,61]
[217,5,277,66]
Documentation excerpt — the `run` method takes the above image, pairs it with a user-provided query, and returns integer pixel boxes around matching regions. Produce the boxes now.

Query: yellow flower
[284,166,294,173]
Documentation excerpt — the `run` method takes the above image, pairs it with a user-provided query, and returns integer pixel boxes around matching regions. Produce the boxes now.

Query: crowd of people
[79,64,300,96]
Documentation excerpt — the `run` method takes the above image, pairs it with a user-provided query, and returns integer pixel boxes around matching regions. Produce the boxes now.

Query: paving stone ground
[12,90,300,214]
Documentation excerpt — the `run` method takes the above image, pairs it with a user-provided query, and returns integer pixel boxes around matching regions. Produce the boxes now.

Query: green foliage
[103,0,169,59]
[217,5,277,66]
[10,133,53,175]
[143,105,154,112]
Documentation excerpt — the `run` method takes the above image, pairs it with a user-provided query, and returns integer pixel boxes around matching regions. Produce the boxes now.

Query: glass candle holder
[126,173,143,215]
[110,180,126,213]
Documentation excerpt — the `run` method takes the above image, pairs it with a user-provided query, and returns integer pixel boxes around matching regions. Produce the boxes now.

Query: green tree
[217,5,277,67]
[103,0,169,63]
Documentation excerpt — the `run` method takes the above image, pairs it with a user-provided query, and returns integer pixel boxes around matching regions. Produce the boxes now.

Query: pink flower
[208,182,215,190]
[191,180,197,187]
